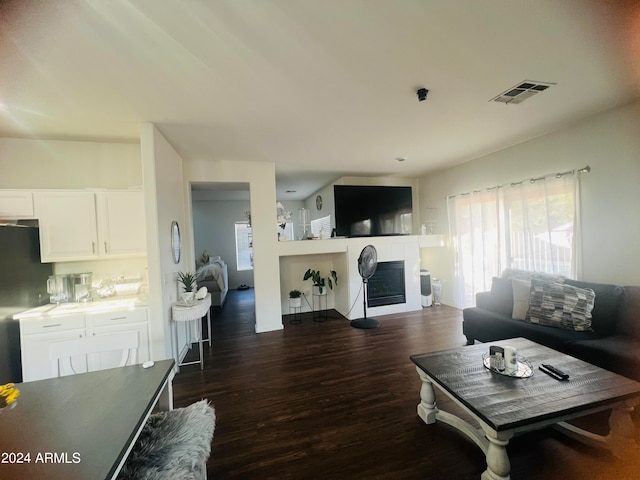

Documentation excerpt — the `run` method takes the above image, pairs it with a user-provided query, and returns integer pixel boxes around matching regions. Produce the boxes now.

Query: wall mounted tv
[334,185,413,237]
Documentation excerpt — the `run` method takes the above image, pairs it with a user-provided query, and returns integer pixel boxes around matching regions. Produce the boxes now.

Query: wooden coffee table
[410,337,640,480]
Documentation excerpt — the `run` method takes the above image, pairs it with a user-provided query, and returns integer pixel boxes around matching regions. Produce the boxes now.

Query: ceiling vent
[490,80,555,105]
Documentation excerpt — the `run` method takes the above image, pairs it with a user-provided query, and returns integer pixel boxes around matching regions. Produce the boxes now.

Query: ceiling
[1,1,639,199]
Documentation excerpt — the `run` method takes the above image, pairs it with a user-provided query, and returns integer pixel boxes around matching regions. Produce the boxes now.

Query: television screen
[334,185,413,237]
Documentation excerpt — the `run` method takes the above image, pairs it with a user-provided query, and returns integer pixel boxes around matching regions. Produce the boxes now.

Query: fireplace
[367,261,406,307]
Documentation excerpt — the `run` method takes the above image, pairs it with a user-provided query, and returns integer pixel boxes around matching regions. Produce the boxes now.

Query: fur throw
[118,400,215,480]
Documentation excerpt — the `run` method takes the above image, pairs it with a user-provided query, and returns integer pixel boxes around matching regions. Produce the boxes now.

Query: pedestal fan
[350,245,381,329]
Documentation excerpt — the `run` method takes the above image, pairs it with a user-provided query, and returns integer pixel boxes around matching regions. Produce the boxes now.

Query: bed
[195,256,228,307]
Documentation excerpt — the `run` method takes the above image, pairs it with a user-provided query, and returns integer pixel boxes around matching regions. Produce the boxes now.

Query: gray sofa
[463,274,640,381]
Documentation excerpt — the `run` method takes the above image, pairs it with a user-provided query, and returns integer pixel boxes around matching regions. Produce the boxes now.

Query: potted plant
[303,269,338,295]
[177,271,197,304]
[289,290,302,308]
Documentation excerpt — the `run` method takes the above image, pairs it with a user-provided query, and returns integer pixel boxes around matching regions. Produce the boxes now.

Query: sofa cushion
[462,307,602,352]
[566,335,640,381]
[528,280,595,331]
[511,278,531,320]
[564,280,624,335]
[617,286,640,338]
[487,277,514,317]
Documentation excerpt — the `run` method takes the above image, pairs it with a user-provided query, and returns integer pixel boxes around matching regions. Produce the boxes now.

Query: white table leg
[480,425,514,480]
[607,399,639,457]
[172,321,180,373]
[416,367,438,424]
[198,317,204,370]
[206,309,212,347]
[157,372,175,411]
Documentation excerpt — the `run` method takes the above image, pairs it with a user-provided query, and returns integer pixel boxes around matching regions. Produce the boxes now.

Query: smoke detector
[490,80,555,105]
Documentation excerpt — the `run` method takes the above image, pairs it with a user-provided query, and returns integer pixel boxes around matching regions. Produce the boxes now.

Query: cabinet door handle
[109,316,127,321]
[92,242,96,254]
[42,324,62,328]
[104,241,108,253]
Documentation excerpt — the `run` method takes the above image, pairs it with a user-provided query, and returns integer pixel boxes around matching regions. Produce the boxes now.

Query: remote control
[539,364,569,380]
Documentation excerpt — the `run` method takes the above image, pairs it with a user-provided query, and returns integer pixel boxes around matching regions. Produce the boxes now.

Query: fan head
[358,245,378,279]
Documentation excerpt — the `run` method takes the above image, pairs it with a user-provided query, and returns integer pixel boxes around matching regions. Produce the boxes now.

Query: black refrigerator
[0,223,53,383]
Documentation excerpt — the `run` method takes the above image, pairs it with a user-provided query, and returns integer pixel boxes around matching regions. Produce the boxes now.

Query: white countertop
[13,295,148,319]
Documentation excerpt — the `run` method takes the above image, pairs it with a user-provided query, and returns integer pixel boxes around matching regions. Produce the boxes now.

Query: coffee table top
[411,337,640,431]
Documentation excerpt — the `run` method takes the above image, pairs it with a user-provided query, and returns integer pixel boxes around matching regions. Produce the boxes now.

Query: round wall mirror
[171,221,181,264]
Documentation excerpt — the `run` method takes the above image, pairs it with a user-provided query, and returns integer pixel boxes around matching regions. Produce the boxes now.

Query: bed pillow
[511,278,531,320]
[528,279,595,331]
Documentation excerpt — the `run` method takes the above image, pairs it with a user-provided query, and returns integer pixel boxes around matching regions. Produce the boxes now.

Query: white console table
[171,293,211,371]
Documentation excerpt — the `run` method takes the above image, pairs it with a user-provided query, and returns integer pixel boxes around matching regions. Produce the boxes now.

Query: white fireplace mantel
[277,235,443,320]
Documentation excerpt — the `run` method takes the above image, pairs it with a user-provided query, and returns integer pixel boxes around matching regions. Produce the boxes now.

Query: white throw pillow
[512,278,531,320]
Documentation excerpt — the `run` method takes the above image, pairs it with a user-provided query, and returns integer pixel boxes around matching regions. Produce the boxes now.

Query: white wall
[140,124,189,361]
[0,138,141,189]
[184,159,283,333]
[418,100,640,306]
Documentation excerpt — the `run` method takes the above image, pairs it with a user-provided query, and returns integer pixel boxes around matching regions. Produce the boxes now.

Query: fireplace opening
[367,260,406,308]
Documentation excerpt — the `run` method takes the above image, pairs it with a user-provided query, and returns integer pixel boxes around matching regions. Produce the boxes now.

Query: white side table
[171,293,212,371]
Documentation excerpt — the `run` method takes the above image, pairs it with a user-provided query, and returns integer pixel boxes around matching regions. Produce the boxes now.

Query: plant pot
[181,291,195,305]
[313,285,326,296]
[289,297,302,308]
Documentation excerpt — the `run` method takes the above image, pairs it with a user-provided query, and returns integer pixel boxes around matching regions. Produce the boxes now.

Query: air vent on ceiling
[490,80,555,105]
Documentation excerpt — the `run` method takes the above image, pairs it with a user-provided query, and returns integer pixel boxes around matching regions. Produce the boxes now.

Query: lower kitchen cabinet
[20,307,150,382]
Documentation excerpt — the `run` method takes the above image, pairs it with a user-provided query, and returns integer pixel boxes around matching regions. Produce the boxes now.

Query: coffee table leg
[607,399,638,456]
[416,367,438,424]
[481,426,513,480]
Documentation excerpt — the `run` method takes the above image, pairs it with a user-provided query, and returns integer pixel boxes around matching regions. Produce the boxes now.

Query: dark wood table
[411,338,640,480]
[0,359,175,480]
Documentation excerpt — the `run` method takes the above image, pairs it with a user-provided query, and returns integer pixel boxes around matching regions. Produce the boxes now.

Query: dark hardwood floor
[173,289,640,479]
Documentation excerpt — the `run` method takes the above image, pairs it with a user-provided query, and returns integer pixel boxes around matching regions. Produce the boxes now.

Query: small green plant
[289,289,302,298]
[177,271,197,292]
[303,269,338,290]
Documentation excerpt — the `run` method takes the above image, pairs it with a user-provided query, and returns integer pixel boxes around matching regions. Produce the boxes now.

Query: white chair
[50,331,139,377]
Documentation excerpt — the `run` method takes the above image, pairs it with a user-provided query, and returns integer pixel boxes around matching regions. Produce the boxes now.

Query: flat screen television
[334,185,413,237]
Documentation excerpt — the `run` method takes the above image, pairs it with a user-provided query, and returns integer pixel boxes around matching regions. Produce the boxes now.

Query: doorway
[190,182,256,323]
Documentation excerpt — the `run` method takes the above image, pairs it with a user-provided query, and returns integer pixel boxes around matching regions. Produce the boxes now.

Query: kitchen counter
[13,295,148,319]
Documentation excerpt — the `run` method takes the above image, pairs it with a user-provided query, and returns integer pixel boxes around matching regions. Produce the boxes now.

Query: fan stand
[350,279,380,329]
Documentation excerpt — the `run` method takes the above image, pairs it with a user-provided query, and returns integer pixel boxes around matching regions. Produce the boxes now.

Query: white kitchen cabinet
[35,191,98,262]
[34,190,146,262]
[97,191,146,257]
[85,308,150,369]
[0,190,35,218]
[20,307,150,382]
[20,313,88,382]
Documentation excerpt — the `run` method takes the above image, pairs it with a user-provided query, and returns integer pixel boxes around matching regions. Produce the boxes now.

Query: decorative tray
[482,353,534,378]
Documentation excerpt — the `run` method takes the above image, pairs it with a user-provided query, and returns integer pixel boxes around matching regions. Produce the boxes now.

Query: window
[447,173,580,308]
[235,223,253,271]
[311,215,331,239]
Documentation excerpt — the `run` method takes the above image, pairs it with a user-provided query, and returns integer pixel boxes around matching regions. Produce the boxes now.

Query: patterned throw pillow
[528,279,595,331]
[501,268,566,284]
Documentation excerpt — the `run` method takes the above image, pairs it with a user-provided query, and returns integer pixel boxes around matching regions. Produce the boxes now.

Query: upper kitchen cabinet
[35,191,98,261]
[34,190,146,262]
[96,191,146,256]
[0,190,35,218]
